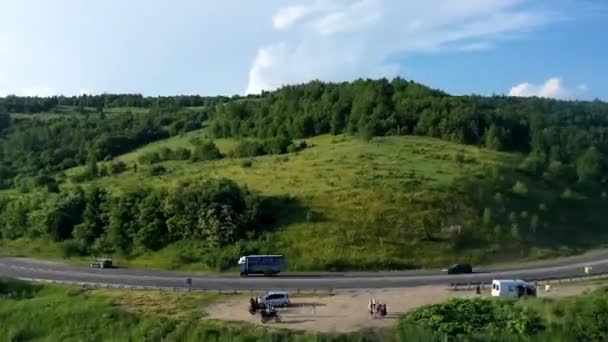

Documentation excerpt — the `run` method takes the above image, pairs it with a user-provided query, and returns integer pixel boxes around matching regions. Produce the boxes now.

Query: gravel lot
[207,282,606,333]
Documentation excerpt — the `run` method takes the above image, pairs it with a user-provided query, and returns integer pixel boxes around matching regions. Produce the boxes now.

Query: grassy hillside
[3,80,608,272]
[73,132,516,269]
[3,127,608,271]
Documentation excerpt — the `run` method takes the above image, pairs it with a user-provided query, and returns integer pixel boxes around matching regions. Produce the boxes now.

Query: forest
[1,78,608,270]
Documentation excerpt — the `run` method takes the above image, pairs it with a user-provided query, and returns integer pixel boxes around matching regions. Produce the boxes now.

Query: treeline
[136,137,307,166]
[0,107,208,189]
[0,178,275,268]
[208,78,608,183]
[0,94,232,113]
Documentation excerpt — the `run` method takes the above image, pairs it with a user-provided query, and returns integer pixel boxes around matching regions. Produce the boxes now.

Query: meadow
[2,277,608,341]
[5,125,606,272]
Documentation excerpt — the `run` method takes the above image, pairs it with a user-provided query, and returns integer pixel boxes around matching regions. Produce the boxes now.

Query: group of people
[368,297,387,318]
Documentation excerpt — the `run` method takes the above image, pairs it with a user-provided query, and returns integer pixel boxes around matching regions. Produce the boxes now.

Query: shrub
[561,188,575,199]
[519,155,545,176]
[402,298,544,338]
[512,181,528,195]
[233,140,264,158]
[172,147,191,160]
[158,147,173,161]
[148,165,167,176]
[241,160,253,168]
[70,170,96,183]
[287,141,308,153]
[191,141,222,161]
[138,151,161,165]
[60,239,87,257]
[109,161,128,175]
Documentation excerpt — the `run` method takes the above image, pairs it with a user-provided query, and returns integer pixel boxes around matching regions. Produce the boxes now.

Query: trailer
[491,279,537,298]
[238,255,283,276]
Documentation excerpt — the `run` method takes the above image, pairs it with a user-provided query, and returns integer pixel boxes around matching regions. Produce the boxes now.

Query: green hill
[2,79,608,271]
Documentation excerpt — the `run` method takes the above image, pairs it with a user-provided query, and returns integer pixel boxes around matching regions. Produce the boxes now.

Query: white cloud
[314,0,381,35]
[273,5,315,30]
[509,77,587,99]
[246,0,558,94]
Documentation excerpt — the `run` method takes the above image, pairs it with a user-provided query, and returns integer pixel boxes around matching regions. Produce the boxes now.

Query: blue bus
[238,255,283,276]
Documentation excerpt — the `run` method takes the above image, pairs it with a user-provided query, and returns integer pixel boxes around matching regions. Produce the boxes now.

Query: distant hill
[1,78,608,271]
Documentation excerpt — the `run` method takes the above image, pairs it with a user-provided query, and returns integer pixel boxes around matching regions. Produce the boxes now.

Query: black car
[447,263,473,274]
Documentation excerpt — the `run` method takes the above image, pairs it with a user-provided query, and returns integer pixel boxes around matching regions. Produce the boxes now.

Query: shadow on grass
[0,278,42,299]
[257,194,324,228]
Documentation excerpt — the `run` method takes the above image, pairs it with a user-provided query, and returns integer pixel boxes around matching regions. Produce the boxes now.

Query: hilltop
[1,78,608,271]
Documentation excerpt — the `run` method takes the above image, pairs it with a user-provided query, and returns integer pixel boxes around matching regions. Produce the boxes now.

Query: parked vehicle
[238,255,283,276]
[491,279,537,298]
[90,258,113,269]
[248,297,264,315]
[258,291,291,307]
[447,263,473,274]
[259,306,281,324]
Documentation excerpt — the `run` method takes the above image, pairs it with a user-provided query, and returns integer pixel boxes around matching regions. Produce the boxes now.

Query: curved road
[2,253,608,290]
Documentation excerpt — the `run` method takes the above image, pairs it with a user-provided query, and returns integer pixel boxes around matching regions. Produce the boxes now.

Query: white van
[491,279,530,297]
[258,291,291,307]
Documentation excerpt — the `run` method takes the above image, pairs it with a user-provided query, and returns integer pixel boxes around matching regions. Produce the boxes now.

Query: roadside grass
[91,288,225,320]
[0,238,69,260]
[0,278,378,341]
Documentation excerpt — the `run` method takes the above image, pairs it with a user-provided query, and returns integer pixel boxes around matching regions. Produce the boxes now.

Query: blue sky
[0,0,606,100]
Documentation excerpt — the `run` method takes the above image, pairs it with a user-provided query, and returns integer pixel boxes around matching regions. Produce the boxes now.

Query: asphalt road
[1,254,608,290]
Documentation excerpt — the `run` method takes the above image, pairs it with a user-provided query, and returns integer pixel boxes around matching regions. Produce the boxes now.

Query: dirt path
[207,286,478,333]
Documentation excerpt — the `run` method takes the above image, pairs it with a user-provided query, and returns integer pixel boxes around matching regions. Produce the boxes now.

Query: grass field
[56,132,529,271]
[0,278,386,341]
[4,126,606,272]
[2,277,607,341]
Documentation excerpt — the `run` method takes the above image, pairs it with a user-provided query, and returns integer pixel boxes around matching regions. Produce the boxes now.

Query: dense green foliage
[402,298,545,338]
[0,94,230,113]
[0,105,210,189]
[0,179,280,270]
[209,78,608,181]
[400,289,608,341]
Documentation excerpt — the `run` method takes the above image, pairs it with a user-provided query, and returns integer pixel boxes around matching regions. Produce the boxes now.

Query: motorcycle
[260,307,281,324]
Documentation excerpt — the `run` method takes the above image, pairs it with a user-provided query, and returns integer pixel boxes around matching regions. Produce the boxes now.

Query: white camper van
[491,279,535,298]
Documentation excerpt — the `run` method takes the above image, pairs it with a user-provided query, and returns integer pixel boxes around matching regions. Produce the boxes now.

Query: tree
[530,214,540,233]
[512,181,528,196]
[191,141,222,161]
[0,106,11,132]
[136,190,168,250]
[482,208,492,227]
[576,146,605,183]
[45,192,86,241]
[86,150,99,177]
[484,124,504,150]
[73,186,107,246]
[1,201,27,239]
[106,190,145,253]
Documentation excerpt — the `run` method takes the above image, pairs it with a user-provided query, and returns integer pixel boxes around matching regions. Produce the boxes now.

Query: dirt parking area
[207,282,607,333]
[207,286,478,333]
